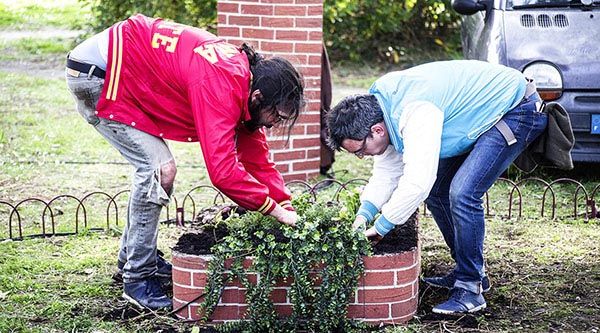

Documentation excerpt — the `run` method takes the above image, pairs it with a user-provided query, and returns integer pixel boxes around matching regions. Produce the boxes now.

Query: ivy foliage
[200,193,372,332]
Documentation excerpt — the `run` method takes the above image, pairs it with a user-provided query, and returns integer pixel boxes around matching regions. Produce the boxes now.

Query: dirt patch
[373,211,418,254]
[172,223,228,255]
[173,208,418,256]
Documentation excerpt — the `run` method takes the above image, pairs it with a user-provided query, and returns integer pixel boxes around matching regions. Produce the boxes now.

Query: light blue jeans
[66,70,173,283]
[425,93,548,294]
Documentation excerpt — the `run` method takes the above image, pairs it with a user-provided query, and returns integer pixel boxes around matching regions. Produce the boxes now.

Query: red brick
[299,66,321,77]
[306,125,320,136]
[357,285,412,303]
[296,0,322,4]
[293,160,320,171]
[308,31,323,41]
[358,271,395,286]
[173,299,190,320]
[267,139,289,149]
[243,28,274,39]
[283,172,308,182]
[173,267,191,286]
[269,288,288,303]
[308,54,321,65]
[296,113,320,123]
[262,17,294,27]
[274,304,293,317]
[295,17,322,28]
[173,254,210,270]
[242,258,254,269]
[262,0,294,3]
[347,304,389,319]
[274,6,306,15]
[228,15,260,26]
[260,41,294,52]
[275,163,289,173]
[221,288,243,303]
[247,273,258,285]
[396,265,419,286]
[307,4,323,15]
[362,251,416,270]
[295,42,322,53]
[306,148,320,159]
[217,2,239,13]
[191,272,207,287]
[274,150,306,161]
[276,30,308,41]
[303,90,321,100]
[218,14,227,25]
[391,296,418,318]
[291,125,307,135]
[217,26,240,37]
[173,284,204,303]
[305,101,321,111]
[293,137,320,148]
[211,305,242,321]
[241,4,274,15]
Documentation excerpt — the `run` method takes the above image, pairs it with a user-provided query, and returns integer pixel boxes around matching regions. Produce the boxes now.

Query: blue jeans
[65,69,173,283]
[425,94,547,294]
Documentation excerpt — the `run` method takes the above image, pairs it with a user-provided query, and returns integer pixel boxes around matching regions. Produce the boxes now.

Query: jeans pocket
[67,75,104,126]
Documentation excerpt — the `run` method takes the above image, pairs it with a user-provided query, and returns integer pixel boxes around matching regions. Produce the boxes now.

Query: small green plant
[199,193,372,332]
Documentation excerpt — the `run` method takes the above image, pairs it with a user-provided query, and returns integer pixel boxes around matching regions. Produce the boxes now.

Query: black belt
[66,56,106,79]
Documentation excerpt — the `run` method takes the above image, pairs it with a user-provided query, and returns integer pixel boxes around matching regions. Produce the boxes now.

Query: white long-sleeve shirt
[357,100,444,235]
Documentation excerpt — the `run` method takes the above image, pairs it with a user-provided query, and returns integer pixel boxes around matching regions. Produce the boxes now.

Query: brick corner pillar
[217,0,324,182]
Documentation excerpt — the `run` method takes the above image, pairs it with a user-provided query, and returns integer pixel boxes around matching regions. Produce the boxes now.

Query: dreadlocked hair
[242,43,305,139]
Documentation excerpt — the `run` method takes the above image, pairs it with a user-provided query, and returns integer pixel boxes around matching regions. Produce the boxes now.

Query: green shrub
[82,0,461,64]
[324,0,463,65]
[81,0,217,32]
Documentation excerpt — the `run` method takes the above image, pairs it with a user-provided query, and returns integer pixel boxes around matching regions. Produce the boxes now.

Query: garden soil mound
[173,210,418,256]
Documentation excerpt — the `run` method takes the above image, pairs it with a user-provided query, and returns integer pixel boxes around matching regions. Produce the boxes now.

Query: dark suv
[454,0,600,162]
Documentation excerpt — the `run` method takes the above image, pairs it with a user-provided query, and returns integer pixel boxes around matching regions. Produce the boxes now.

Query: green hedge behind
[82,0,461,64]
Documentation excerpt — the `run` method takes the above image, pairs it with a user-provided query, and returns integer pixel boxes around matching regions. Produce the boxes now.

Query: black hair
[326,94,384,151]
[241,43,305,136]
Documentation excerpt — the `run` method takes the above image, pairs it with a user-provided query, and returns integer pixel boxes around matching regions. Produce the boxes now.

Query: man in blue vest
[326,60,547,314]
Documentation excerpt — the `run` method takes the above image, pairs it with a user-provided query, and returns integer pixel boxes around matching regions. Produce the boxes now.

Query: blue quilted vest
[369,60,527,158]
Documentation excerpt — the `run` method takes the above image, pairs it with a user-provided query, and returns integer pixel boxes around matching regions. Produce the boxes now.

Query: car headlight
[522,62,563,101]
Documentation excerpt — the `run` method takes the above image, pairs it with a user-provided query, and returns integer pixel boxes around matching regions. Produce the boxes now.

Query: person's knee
[160,160,177,194]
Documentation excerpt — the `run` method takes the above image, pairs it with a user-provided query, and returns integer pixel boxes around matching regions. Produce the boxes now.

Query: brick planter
[172,245,420,325]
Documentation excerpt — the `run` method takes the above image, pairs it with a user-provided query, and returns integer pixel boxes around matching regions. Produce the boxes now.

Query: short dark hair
[242,43,305,135]
[326,94,383,151]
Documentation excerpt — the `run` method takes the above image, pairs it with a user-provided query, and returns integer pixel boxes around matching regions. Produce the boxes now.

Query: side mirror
[452,0,489,15]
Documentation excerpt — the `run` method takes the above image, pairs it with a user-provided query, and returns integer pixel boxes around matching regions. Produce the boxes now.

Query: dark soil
[372,211,418,255]
[172,223,228,255]
[173,208,418,256]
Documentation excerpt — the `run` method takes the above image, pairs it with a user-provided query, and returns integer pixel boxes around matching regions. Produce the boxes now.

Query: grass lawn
[1,1,600,332]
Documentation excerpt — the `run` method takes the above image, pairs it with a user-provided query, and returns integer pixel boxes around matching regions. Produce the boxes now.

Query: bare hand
[364,226,383,245]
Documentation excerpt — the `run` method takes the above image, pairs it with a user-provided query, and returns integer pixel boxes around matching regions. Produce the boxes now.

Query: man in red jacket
[65,14,304,310]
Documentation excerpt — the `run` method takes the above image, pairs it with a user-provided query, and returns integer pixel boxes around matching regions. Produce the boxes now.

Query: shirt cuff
[357,201,378,222]
[258,197,276,215]
[374,215,395,237]
[279,200,294,211]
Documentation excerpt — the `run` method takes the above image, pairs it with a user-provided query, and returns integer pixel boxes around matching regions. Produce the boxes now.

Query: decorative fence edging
[1,177,599,241]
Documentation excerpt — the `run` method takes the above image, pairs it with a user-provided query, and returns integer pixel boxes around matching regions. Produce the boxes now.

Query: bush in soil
[186,192,369,332]
[174,191,418,332]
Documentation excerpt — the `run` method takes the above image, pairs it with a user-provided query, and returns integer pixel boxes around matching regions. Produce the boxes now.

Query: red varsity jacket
[96,14,292,214]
